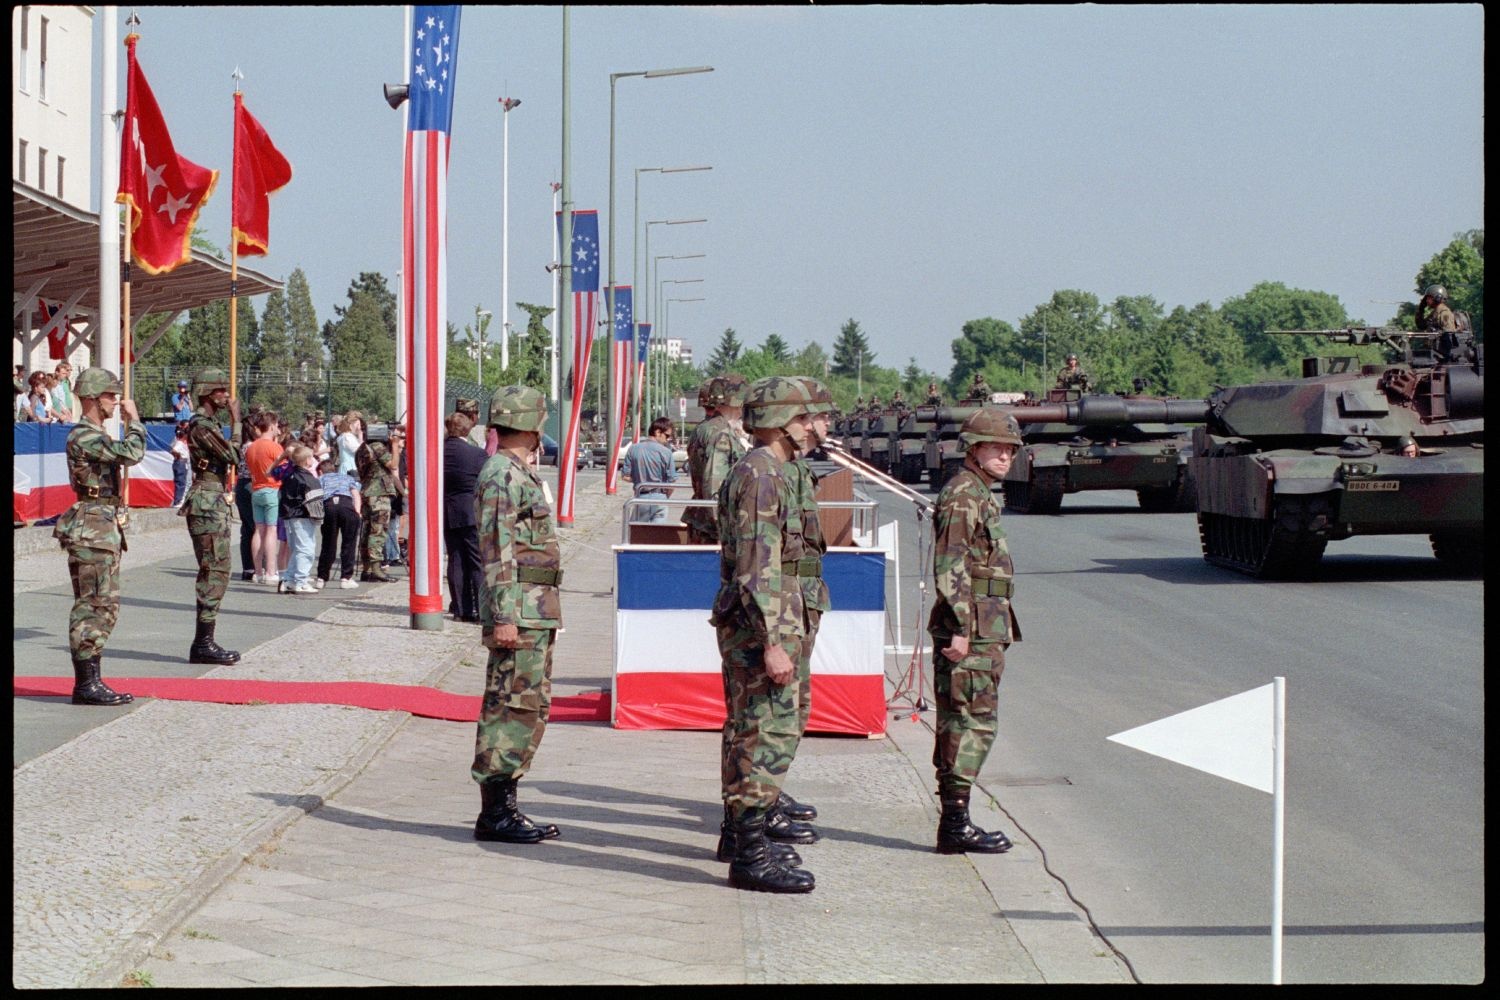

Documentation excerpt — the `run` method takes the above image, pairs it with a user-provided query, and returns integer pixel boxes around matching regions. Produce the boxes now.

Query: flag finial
[232,66,244,94]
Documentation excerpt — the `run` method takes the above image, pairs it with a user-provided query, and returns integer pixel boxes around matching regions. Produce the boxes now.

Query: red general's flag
[231,92,292,257]
[116,34,218,275]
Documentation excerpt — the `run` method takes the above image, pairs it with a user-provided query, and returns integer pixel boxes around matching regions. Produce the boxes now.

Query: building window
[18,7,29,93]
[56,156,65,200]
[18,139,28,185]
[38,148,48,193]
[39,15,49,102]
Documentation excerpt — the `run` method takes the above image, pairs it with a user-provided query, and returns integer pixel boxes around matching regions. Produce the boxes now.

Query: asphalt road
[860,475,1484,984]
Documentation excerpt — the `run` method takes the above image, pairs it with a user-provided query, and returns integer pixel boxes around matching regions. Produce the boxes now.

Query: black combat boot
[188,612,241,665]
[70,656,134,707]
[728,811,815,894]
[765,800,820,844]
[776,790,818,822]
[474,778,560,843]
[715,805,803,867]
[936,792,1013,855]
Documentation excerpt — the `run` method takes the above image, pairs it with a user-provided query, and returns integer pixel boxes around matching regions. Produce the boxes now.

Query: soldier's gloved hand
[763,643,795,686]
[942,634,970,662]
[491,622,520,648]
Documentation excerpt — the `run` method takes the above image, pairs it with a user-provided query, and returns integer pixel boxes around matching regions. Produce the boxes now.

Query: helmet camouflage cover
[73,367,124,399]
[193,368,231,399]
[741,375,819,431]
[958,407,1023,451]
[785,376,833,414]
[705,373,748,408]
[1424,284,1448,302]
[488,384,547,432]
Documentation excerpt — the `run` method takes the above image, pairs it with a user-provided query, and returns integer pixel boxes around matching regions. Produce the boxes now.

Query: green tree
[762,333,791,363]
[1219,281,1354,375]
[324,275,397,418]
[1097,294,1166,393]
[285,267,323,374]
[1155,302,1250,396]
[791,340,829,379]
[830,318,874,377]
[706,328,743,373]
[948,317,1022,393]
[1403,230,1484,338]
[509,302,555,392]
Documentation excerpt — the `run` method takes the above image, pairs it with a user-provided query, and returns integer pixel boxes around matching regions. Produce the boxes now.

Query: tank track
[1196,493,1331,578]
[898,454,925,484]
[1137,468,1198,513]
[1002,468,1065,514]
[1431,531,1484,574]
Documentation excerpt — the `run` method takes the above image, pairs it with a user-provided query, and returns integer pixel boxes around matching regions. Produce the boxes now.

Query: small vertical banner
[634,322,652,441]
[604,285,633,492]
[555,208,599,522]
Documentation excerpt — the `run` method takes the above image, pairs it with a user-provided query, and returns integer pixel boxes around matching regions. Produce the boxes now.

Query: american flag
[557,209,599,522]
[401,4,460,619]
[634,322,652,443]
[604,286,633,493]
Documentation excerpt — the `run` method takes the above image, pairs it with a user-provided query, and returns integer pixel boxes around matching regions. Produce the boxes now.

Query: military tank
[918,390,1026,486]
[1190,327,1483,577]
[993,387,1207,514]
[895,407,935,483]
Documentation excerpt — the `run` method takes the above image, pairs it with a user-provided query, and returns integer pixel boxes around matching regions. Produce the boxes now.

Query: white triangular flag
[1108,683,1274,793]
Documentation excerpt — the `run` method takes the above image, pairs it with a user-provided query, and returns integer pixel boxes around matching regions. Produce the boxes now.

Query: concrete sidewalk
[13,474,1129,986]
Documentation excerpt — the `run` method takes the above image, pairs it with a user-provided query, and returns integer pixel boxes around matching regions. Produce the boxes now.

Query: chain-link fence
[131,366,400,425]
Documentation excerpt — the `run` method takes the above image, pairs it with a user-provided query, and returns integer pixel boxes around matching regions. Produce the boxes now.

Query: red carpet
[13,676,611,723]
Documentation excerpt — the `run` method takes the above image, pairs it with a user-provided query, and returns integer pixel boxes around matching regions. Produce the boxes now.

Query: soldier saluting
[53,368,147,706]
[711,376,824,894]
[471,386,564,844]
[180,369,242,665]
[928,408,1024,854]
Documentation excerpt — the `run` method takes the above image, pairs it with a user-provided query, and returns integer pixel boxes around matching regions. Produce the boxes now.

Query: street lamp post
[607,65,712,493]
[665,296,705,437]
[499,97,520,373]
[633,165,710,440]
[650,261,704,418]
[475,308,492,389]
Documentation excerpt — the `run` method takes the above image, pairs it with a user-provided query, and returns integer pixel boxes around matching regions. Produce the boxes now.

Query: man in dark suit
[444,410,489,622]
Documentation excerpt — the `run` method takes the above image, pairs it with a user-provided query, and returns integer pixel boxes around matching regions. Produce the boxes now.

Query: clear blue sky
[94,5,1485,376]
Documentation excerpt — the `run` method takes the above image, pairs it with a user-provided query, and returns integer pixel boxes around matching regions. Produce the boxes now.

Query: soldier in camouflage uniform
[928,407,1024,854]
[710,376,826,894]
[53,368,147,706]
[471,385,565,844]
[684,374,748,543]
[357,434,402,582]
[1415,284,1459,333]
[180,368,243,665]
[1055,353,1090,391]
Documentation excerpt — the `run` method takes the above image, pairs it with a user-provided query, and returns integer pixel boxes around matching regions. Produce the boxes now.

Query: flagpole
[1272,675,1286,984]
[229,74,243,406]
[120,29,137,509]
[556,5,575,523]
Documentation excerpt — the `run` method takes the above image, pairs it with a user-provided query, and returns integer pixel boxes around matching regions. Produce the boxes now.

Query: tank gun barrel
[1005,397,1208,425]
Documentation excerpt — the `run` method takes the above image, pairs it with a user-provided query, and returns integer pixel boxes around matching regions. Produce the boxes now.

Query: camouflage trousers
[186,519,231,624]
[719,624,804,819]
[471,628,556,783]
[720,625,816,792]
[360,498,393,574]
[930,637,1007,800]
[66,545,122,658]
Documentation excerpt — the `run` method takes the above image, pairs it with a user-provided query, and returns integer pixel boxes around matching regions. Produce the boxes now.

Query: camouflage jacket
[476,449,562,633]
[928,466,1018,644]
[52,415,147,552]
[1417,301,1459,333]
[789,458,831,618]
[184,404,242,492]
[684,414,746,537]
[358,441,401,500]
[709,447,812,647]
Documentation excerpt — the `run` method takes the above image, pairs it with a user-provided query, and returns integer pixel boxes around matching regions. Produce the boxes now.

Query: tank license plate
[1346,480,1399,491]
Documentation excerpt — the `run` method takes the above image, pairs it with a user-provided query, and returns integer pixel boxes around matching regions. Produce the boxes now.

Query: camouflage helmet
[958,407,1023,451]
[741,376,819,431]
[488,384,547,432]
[1424,284,1448,302]
[785,376,834,414]
[1066,353,1079,363]
[696,382,716,407]
[193,368,231,399]
[705,373,748,408]
[455,397,480,416]
[1396,434,1417,452]
[73,367,124,399]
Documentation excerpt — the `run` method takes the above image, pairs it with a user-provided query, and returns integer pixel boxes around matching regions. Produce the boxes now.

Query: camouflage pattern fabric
[360,496,393,574]
[53,416,147,657]
[712,446,815,818]
[358,441,399,499]
[685,414,747,542]
[928,465,1018,798]
[471,449,563,783]
[475,451,562,629]
[181,405,241,623]
[1056,366,1091,391]
[1418,301,1459,333]
[471,629,556,782]
[789,457,829,735]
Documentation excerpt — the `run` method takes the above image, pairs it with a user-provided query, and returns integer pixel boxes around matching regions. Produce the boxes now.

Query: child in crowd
[244,410,285,585]
[277,444,325,594]
[316,457,363,589]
